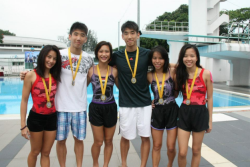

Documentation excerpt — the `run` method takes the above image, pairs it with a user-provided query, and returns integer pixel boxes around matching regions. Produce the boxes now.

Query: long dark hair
[36,45,61,82]
[175,44,202,91]
[148,45,169,73]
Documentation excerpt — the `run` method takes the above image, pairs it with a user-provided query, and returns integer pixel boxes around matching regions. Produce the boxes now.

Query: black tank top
[91,66,115,104]
[151,70,176,105]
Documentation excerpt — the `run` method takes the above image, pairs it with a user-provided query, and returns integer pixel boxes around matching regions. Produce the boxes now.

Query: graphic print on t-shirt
[61,54,93,74]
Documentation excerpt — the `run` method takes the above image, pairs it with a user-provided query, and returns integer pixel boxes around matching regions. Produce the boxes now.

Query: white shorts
[119,105,152,140]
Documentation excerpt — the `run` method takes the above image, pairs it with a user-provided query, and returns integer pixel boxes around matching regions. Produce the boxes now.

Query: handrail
[143,21,189,32]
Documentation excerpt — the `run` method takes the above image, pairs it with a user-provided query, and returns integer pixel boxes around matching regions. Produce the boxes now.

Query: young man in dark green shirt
[109,21,151,167]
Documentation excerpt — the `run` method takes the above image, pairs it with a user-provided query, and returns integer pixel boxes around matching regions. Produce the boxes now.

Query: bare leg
[56,139,67,167]
[178,128,191,167]
[120,137,129,167]
[103,125,116,167]
[166,128,177,167]
[40,130,56,167]
[151,128,164,167]
[191,131,205,167]
[91,124,104,167]
[140,136,150,167]
[28,131,43,167]
[74,136,84,167]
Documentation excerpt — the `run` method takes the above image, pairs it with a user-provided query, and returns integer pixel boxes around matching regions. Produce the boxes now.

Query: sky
[0,0,250,48]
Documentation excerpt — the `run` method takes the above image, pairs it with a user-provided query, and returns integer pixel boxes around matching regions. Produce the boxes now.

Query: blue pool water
[0,78,250,114]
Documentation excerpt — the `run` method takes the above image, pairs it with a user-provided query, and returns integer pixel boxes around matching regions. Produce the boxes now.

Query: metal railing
[144,21,189,32]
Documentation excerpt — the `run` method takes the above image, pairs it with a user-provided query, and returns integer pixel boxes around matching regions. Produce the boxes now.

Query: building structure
[0,35,67,75]
[141,0,250,86]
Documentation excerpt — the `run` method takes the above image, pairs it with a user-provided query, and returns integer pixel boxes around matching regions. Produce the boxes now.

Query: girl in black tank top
[147,46,179,167]
[86,41,118,167]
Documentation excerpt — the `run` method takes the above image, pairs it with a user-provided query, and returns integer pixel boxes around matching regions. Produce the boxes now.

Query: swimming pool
[0,77,250,114]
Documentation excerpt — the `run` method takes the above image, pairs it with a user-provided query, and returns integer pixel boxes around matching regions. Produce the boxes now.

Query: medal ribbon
[68,48,82,84]
[154,73,166,99]
[186,67,198,101]
[97,65,109,96]
[41,73,51,103]
[125,47,139,79]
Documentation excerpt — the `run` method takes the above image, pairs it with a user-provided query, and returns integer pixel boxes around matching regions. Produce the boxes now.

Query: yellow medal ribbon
[185,67,198,105]
[155,73,166,104]
[125,47,139,84]
[41,73,52,108]
[68,48,82,86]
[97,65,109,101]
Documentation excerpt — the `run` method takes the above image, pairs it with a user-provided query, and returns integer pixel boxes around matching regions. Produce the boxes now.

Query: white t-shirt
[55,48,93,112]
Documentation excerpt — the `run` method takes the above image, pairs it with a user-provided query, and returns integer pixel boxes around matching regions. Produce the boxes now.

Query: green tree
[0,29,16,43]
[82,30,98,51]
[220,8,250,35]
[141,4,188,50]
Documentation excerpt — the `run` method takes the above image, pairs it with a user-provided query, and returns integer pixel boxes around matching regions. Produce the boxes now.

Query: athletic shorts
[151,102,179,130]
[27,110,57,132]
[119,105,152,140]
[89,102,117,128]
[177,104,209,132]
[56,111,87,141]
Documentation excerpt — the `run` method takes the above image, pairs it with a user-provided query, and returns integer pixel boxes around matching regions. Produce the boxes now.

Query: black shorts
[89,102,117,128]
[177,104,209,132]
[151,102,179,130]
[27,110,57,132]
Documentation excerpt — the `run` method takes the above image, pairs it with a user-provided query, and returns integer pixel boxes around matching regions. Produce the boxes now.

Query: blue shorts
[56,111,87,141]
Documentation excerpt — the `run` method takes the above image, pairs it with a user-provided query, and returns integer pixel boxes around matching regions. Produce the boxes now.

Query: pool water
[0,78,250,114]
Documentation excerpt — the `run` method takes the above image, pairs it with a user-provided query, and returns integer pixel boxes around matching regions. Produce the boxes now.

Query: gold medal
[155,72,166,105]
[158,98,164,104]
[46,101,52,108]
[101,95,106,101]
[68,48,82,86]
[41,73,52,109]
[185,67,198,105]
[97,65,109,102]
[131,77,137,84]
[125,47,139,84]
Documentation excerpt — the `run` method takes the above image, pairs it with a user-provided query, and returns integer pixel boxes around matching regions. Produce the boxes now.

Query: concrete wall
[200,57,230,82]
[227,59,250,86]
[188,0,207,42]
[167,41,184,63]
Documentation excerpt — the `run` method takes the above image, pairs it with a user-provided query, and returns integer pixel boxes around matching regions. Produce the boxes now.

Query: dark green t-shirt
[109,47,151,107]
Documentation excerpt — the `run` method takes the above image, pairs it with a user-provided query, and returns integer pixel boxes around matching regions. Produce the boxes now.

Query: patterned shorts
[56,111,87,141]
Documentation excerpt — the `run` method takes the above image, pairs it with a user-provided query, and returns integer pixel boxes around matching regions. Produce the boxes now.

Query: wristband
[20,125,27,130]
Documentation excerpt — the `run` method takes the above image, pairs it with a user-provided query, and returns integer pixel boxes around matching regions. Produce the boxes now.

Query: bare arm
[147,72,152,85]
[87,66,93,86]
[204,70,213,133]
[169,63,176,69]
[20,71,35,139]
[20,71,29,80]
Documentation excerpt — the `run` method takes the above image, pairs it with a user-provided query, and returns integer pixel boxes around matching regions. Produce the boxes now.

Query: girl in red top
[176,44,213,167]
[20,45,61,167]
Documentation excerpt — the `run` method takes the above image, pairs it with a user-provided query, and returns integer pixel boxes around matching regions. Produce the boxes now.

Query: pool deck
[0,85,250,167]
